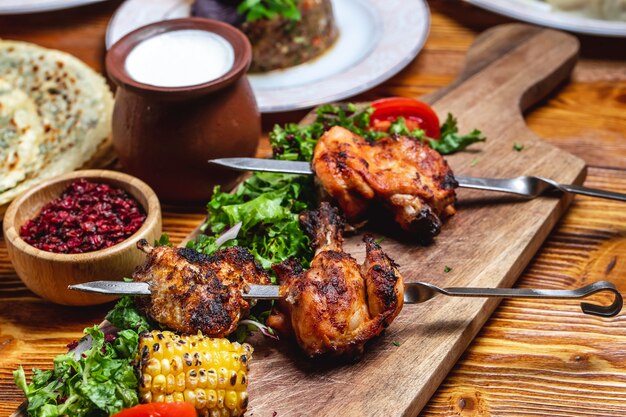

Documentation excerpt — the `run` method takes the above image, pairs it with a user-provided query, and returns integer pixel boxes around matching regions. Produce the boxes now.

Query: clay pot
[106,18,260,202]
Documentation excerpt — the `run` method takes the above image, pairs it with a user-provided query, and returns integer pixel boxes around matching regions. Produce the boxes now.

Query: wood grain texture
[421,167,626,417]
[1,1,626,417]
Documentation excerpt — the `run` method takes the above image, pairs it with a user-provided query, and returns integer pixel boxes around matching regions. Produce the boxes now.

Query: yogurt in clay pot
[106,18,260,202]
[125,30,235,87]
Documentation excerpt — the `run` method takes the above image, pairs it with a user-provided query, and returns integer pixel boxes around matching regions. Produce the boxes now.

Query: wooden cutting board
[241,24,584,417]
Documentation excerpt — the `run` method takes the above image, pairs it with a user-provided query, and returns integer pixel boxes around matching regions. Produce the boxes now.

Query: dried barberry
[19,179,147,254]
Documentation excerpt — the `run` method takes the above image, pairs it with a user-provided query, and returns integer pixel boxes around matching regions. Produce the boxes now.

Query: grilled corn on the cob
[138,330,252,417]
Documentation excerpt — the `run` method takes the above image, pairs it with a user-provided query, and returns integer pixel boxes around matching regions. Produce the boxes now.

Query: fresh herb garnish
[153,233,171,247]
[386,117,426,139]
[392,341,401,347]
[237,0,301,22]
[444,265,452,273]
[315,103,388,142]
[271,103,383,161]
[513,142,524,152]
[428,114,486,155]
[470,157,480,167]
[272,105,485,159]
[14,326,139,417]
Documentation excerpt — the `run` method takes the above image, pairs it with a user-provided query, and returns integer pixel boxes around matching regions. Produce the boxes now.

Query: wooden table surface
[1,1,626,416]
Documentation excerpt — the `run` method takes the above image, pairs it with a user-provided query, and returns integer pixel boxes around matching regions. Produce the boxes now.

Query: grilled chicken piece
[267,203,404,358]
[133,240,271,338]
[312,126,458,241]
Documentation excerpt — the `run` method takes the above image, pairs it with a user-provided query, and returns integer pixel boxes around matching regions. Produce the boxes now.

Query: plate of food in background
[105,0,430,112]
[465,0,626,37]
[0,0,107,14]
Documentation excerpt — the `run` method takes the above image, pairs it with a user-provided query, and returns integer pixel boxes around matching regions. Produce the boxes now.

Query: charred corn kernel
[152,374,166,394]
[141,391,152,403]
[145,358,160,375]
[140,374,152,390]
[138,330,252,417]
[176,372,186,390]
[206,389,218,408]
[171,355,183,373]
[225,391,238,410]
[161,358,171,374]
[198,368,208,388]
[206,369,218,388]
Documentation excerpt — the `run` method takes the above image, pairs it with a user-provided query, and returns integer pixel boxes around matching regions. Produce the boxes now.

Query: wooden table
[1,1,626,416]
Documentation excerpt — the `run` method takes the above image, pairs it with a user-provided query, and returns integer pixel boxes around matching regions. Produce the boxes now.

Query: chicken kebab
[268,202,404,357]
[313,125,458,242]
[213,124,460,243]
[127,202,404,358]
[132,239,271,338]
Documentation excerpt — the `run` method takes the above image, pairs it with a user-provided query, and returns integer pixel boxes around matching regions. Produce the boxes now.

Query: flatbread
[0,39,114,206]
[0,78,45,193]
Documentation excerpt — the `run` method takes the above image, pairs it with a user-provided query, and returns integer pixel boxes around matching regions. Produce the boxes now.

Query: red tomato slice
[370,97,441,139]
[112,402,197,417]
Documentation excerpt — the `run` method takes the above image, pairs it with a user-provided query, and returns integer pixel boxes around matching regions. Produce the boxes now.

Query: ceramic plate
[466,0,626,37]
[106,0,430,113]
[0,0,106,14]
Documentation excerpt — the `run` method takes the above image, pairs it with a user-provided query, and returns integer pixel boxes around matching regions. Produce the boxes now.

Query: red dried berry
[19,179,146,254]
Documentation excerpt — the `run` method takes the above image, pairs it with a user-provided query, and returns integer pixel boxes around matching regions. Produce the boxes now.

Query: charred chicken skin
[267,202,404,358]
[133,240,271,338]
[312,126,458,241]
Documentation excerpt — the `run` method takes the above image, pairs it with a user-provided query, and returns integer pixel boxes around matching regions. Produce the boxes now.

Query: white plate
[0,0,106,14]
[466,0,626,37]
[106,0,430,113]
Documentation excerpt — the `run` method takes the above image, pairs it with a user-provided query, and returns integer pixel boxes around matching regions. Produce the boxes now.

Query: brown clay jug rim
[106,17,252,98]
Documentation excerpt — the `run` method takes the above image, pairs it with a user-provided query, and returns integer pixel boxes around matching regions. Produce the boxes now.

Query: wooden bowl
[2,170,162,306]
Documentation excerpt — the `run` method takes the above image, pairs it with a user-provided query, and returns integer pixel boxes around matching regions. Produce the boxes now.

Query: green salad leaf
[190,172,315,271]
[105,296,153,334]
[153,233,171,247]
[428,113,486,155]
[270,103,387,161]
[14,326,139,417]
[386,117,426,139]
[237,0,301,22]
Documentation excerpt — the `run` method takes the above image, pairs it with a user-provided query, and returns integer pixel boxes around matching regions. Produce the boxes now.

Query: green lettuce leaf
[14,325,139,417]
[105,296,152,333]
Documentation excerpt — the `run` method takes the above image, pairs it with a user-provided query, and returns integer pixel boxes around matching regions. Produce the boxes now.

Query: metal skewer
[69,280,622,317]
[209,157,626,202]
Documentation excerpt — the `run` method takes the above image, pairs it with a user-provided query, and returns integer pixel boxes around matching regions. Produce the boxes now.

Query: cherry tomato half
[370,97,441,139]
[112,402,197,417]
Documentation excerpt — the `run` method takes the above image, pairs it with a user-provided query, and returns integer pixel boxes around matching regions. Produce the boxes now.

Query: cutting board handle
[426,24,579,139]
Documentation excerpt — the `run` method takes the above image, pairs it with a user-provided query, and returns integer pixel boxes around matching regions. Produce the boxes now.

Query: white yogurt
[125,29,235,87]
